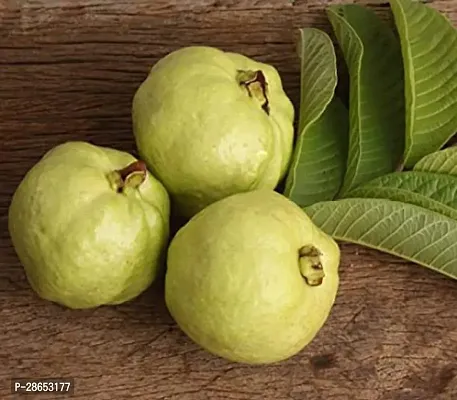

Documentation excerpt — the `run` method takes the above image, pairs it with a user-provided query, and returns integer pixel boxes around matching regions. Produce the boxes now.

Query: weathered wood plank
[1,1,456,399]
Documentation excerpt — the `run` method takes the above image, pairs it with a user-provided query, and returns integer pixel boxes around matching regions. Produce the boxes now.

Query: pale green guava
[8,141,170,309]
[165,189,340,365]
[132,46,295,218]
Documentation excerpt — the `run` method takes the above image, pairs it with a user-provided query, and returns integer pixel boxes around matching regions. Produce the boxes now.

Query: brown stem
[237,69,270,115]
[110,160,147,193]
[298,245,325,287]
[117,160,147,181]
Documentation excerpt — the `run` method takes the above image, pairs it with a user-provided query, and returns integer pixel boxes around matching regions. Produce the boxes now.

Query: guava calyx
[108,160,147,193]
[237,69,270,115]
[299,245,325,287]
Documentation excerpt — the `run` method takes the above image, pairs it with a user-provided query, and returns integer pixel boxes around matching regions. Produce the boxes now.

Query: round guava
[165,189,340,365]
[132,46,295,218]
[8,141,170,309]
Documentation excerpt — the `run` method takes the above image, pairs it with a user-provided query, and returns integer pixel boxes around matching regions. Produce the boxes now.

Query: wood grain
[1,1,457,399]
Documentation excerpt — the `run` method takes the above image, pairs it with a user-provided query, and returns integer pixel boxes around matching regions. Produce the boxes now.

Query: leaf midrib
[328,8,364,195]
[392,0,416,165]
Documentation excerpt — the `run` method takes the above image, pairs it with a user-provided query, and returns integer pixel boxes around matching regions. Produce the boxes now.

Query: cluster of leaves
[283,0,457,280]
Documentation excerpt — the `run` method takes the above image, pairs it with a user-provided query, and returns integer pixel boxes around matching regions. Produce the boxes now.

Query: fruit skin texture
[165,189,340,364]
[8,141,170,309]
[132,46,295,218]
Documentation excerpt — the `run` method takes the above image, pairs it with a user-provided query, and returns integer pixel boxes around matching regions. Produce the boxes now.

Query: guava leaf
[294,27,338,135]
[284,28,347,205]
[327,4,405,197]
[285,97,349,207]
[413,146,457,176]
[305,198,457,280]
[346,171,457,220]
[390,0,457,168]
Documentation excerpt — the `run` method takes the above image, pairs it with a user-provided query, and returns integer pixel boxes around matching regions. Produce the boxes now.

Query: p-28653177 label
[11,378,75,395]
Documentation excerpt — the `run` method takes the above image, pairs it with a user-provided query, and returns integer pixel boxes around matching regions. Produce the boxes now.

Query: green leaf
[390,0,457,168]
[284,28,348,205]
[327,4,405,196]
[346,171,457,220]
[295,27,338,134]
[414,146,457,176]
[285,97,349,207]
[305,198,457,280]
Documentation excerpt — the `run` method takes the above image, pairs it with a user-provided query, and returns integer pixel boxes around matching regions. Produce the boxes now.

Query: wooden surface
[1,1,457,399]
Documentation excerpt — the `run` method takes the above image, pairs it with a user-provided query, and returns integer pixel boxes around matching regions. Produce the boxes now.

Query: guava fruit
[132,46,295,218]
[8,141,170,309]
[165,189,340,364]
